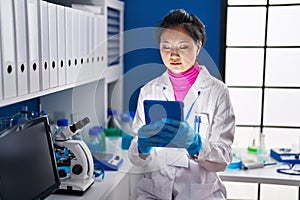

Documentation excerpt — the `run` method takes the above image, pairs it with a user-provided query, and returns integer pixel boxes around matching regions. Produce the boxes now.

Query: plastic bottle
[86,127,106,155]
[53,119,69,143]
[119,112,133,134]
[18,105,29,124]
[119,113,134,150]
[94,126,106,152]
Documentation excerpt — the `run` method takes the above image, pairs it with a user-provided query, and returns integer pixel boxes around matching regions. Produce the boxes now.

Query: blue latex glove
[137,120,172,154]
[161,118,202,155]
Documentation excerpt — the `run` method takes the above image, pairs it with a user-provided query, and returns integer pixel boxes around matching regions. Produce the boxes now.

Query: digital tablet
[143,100,184,125]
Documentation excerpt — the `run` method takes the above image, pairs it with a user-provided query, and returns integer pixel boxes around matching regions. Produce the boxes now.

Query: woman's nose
[169,49,180,58]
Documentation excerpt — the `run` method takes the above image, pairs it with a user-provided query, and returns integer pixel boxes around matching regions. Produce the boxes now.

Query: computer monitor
[0,116,60,200]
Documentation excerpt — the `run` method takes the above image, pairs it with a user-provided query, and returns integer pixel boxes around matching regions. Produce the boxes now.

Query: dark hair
[156,9,206,45]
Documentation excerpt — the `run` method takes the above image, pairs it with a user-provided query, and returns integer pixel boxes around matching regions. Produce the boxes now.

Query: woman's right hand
[137,120,173,154]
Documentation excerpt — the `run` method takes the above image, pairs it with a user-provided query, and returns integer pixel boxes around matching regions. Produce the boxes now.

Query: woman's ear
[196,41,202,55]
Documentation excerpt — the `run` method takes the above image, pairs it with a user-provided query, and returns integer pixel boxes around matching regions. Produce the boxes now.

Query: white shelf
[0,64,124,108]
[0,76,100,108]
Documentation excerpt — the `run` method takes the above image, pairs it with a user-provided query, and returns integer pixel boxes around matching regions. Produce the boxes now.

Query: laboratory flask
[107,108,121,128]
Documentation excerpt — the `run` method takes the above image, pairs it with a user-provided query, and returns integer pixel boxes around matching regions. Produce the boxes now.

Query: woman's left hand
[161,118,202,155]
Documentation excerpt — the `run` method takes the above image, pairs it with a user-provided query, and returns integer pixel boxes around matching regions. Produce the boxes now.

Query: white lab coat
[128,65,235,200]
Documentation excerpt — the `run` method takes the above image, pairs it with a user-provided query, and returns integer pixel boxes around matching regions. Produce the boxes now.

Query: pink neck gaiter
[168,62,201,101]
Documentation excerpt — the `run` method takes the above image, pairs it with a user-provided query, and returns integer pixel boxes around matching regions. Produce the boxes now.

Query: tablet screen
[143,100,184,124]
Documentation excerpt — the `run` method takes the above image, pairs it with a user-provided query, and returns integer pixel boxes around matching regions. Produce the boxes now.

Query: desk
[218,164,300,200]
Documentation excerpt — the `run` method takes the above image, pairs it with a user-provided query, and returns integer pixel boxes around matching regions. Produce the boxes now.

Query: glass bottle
[107,108,120,129]
[53,119,69,143]
[119,112,134,150]
[94,126,106,152]
[18,105,29,124]
[257,133,268,163]
[86,127,105,155]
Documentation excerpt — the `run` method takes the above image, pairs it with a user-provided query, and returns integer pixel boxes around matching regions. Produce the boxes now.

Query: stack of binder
[0,0,107,101]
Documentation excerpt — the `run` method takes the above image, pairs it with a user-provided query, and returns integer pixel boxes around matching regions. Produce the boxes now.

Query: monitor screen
[0,116,60,200]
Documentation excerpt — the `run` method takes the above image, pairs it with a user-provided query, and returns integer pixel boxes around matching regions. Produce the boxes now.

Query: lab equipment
[248,144,258,154]
[194,115,201,133]
[105,108,122,137]
[86,126,106,154]
[87,126,123,171]
[276,164,300,176]
[119,112,133,134]
[0,117,13,131]
[143,100,184,124]
[256,133,268,162]
[270,148,300,165]
[227,156,243,169]
[69,117,90,133]
[93,153,124,171]
[53,118,69,144]
[96,126,107,152]
[119,112,134,149]
[122,131,133,150]
[107,108,121,129]
[0,116,60,200]
[70,114,83,140]
[54,116,95,194]
[17,105,29,123]
[240,160,277,170]
[53,119,69,164]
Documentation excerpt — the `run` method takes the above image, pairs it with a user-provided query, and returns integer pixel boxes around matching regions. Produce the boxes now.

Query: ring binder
[40,0,50,90]
[14,0,29,96]
[48,2,58,88]
[0,0,17,99]
[26,0,40,93]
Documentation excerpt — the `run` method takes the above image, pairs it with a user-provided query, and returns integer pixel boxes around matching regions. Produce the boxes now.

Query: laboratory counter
[48,143,300,200]
[49,159,300,200]
[219,164,300,186]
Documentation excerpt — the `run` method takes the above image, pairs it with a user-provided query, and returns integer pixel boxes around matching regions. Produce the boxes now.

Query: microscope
[54,117,94,194]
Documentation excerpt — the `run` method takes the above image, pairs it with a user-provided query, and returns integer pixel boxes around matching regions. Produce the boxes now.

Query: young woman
[128,9,235,200]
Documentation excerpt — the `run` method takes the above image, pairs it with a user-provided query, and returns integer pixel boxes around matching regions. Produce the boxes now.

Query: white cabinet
[106,172,143,200]
[224,181,299,200]
[106,173,130,200]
